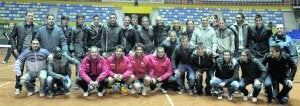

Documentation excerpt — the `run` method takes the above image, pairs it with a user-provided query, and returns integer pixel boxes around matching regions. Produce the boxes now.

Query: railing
[101,0,164,3]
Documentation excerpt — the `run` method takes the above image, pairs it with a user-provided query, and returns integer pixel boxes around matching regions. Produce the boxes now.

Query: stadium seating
[288,29,300,39]
[0,2,115,23]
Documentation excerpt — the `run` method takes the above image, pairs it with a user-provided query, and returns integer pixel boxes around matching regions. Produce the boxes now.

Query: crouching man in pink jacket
[106,45,134,95]
[148,47,177,94]
[77,46,108,97]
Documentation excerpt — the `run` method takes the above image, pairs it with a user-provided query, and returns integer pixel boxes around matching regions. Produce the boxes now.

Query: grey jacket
[101,23,122,52]
[137,26,154,54]
[35,25,68,53]
[229,21,251,52]
[70,24,92,58]
[10,22,40,52]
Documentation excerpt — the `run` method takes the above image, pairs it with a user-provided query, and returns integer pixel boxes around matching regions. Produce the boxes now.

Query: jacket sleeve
[287,37,298,64]
[171,47,179,70]
[287,54,297,81]
[79,58,92,83]
[224,59,239,84]
[101,27,107,52]
[106,58,116,77]
[96,59,108,82]
[47,60,63,79]
[10,26,18,50]
[59,30,69,53]
[69,29,75,52]
[189,30,197,47]
[159,58,173,80]
[65,52,81,73]
[121,58,133,78]
[254,59,267,82]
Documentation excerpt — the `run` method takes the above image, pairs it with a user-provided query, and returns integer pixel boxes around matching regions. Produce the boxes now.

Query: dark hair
[237,13,245,19]
[110,13,117,18]
[212,14,218,20]
[271,44,281,53]
[93,14,100,19]
[46,14,55,19]
[61,15,69,21]
[196,42,204,49]
[133,43,144,51]
[180,35,188,42]
[201,15,208,21]
[223,49,231,54]
[141,16,149,21]
[156,46,165,52]
[115,45,124,51]
[242,49,252,60]
[255,14,262,20]
[76,13,85,20]
[25,11,34,16]
[186,19,194,25]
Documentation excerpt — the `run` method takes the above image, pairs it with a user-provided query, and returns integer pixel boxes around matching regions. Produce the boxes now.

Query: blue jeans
[264,75,292,100]
[47,75,72,93]
[175,64,195,90]
[210,77,239,95]
[239,78,261,97]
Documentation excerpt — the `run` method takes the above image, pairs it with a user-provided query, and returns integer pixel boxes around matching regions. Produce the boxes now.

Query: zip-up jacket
[137,26,154,54]
[171,45,194,70]
[101,23,122,52]
[153,24,170,47]
[79,54,108,83]
[210,57,239,84]
[191,52,214,73]
[106,53,133,78]
[128,54,151,79]
[238,57,267,82]
[148,54,173,80]
[120,25,139,55]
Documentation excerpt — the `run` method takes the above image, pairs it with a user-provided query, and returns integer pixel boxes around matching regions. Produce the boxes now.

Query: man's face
[223,52,231,62]
[196,47,205,56]
[209,16,216,23]
[173,20,180,29]
[123,17,131,27]
[219,19,226,29]
[93,16,100,25]
[131,18,138,25]
[77,17,84,25]
[135,47,143,57]
[9,23,14,29]
[141,18,149,28]
[25,12,34,23]
[270,49,280,58]
[54,47,62,59]
[115,48,123,58]
[169,33,177,42]
[47,16,55,26]
[187,21,194,30]
[90,48,98,59]
[255,17,263,28]
[241,52,248,62]
[276,24,284,35]
[109,15,117,25]
[156,17,163,26]
[236,14,243,24]
[61,19,69,26]
[156,48,165,58]
[201,17,209,27]
[31,40,40,51]
[181,39,188,48]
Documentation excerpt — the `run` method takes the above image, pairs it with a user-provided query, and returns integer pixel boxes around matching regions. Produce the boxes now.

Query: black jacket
[248,25,272,59]
[171,45,194,70]
[191,52,214,72]
[210,57,239,84]
[70,24,92,57]
[101,23,122,52]
[120,25,139,55]
[262,52,297,81]
[238,57,267,82]
[88,24,103,48]
[137,26,154,54]
[153,24,170,48]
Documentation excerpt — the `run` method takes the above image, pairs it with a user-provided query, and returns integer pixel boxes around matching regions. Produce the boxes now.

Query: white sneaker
[188,90,193,95]
[27,92,34,96]
[97,92,103,97]
[161,88,167,94]
[15,89,21,95]
[228,95,233,101]
[40,93,45,97]
[83,92,89,97]
[217,93,223,100]
[141,87,147,96]
[34,87,39,93]
[252,97,258,103]
[243,96,248,101]
[178,89,185,94]
[131,88,136,94]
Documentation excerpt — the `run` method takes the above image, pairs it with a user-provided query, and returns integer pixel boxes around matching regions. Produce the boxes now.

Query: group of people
[6,10,297,105]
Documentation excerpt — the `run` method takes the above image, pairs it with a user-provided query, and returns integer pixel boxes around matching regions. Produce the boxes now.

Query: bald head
[276,24,284,35]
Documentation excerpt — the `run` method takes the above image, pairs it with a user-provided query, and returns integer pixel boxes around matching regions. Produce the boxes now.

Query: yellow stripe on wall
[122,6,152,14]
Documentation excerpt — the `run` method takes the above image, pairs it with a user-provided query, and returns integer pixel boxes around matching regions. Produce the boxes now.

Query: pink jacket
[128,54,151,79]
[106,53,133,78]
[79,54,108,83]
[148,54,173,80]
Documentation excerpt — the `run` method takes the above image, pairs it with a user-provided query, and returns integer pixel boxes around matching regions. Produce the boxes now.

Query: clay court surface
[1,48,300,106]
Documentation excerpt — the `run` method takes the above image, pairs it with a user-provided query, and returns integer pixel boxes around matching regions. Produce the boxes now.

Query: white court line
[0,82,11,88]
[164,94,175,106]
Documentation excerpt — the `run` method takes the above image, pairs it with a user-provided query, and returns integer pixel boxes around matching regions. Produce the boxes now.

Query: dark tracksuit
[238,58,267,97]
[191,52,214,95]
